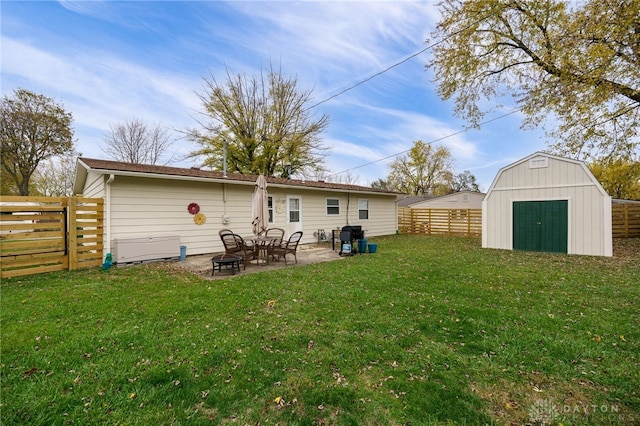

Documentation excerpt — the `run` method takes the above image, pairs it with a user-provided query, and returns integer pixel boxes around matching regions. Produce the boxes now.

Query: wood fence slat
[2,263,68,278]
[68,197,78,270]
[398,207,482,238]
[1,251,67,267]
[612,204,640,238]
[0,196,103,278]
[400,205,639,239]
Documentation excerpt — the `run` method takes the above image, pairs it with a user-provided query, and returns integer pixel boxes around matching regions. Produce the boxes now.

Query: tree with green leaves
[589,159,640,200]
[387,141,453,195]
[370,178,393,191]
[1,89,75,195]
[427,0,640,160]
[188,65,329,177]
[448,170,481,193]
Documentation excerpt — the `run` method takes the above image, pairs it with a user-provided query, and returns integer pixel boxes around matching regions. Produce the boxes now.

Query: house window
[289,197,300,223]
[326,198,340,215]
[268,196,273,223]
[358,199,369,220]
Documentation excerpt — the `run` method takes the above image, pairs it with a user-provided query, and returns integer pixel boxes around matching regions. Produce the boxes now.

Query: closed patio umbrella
[251,174,269,236]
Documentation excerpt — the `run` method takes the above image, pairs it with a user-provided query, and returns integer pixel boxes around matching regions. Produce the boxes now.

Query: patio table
[248,236,275,266]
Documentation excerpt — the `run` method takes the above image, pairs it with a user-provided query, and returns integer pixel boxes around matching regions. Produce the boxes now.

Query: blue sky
[1,0,548,190]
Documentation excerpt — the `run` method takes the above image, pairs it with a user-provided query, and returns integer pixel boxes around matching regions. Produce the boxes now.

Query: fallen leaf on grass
[22,367,38,378]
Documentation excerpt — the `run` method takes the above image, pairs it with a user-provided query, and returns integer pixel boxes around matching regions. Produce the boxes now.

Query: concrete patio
[173,243,345,279]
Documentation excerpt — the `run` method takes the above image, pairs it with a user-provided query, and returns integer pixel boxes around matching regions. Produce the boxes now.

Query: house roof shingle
[76,157,400,196]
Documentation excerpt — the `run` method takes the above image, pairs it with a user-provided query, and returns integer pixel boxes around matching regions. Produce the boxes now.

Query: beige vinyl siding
[108,177,255,255]
[346,193,397,236]
[81,171,106,198]
[75,157,399,258]
[105,177,398,256]
[483,154,611,256]
[272,190,397,242]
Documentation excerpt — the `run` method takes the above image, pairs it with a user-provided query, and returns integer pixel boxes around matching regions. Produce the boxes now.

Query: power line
[302,4,515,178]
[327,108,523,178]
[305,5,508,111]
[305,46,430,111]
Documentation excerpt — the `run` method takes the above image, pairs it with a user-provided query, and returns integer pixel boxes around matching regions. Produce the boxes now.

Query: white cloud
[5,0,541,189]
[213,1,439,90]
[2,35,201,153]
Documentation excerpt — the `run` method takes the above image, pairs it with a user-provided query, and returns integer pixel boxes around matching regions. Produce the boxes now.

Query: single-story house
[73,158,399,262]
[482,152,612,256]
[405,191,485,209]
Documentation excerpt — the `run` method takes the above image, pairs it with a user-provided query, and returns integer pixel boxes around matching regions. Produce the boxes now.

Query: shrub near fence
[0,196,104,278]
[398,207,482,237]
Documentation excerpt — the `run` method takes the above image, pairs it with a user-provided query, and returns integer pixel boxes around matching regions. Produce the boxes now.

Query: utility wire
[327,108,523,178]
[305,5,508,111]
[300,6,514,178]
[305,46,430,111]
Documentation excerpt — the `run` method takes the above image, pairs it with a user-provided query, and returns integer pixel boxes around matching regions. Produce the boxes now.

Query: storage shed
[482,152,612,256]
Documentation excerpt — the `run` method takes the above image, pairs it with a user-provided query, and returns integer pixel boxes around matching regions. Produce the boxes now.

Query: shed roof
[74,157,400,197]
[485,151,609,198]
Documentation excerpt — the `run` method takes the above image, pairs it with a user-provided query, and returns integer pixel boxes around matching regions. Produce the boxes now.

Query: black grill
[339,225,364,255]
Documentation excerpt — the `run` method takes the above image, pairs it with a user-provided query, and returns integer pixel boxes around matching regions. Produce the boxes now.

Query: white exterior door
[286,195,302,237]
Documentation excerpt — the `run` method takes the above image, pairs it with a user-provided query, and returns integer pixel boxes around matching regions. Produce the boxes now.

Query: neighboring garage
[482,152,612,256]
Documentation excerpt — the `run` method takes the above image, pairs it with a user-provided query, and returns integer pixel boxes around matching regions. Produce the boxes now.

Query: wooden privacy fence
[398,207,482,237]
[612,203,640,238]
[0,196,104,278]
[400,204,640,239]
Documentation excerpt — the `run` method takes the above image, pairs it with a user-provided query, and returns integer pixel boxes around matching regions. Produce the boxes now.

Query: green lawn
[2,235,639,425]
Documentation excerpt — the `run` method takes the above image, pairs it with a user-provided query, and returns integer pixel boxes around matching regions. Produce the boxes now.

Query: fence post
[623,204,629,238]
[68,197,78,270]
[409,208,420,234]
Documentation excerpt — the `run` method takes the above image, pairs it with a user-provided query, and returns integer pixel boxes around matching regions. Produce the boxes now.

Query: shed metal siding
[483,153,612,256]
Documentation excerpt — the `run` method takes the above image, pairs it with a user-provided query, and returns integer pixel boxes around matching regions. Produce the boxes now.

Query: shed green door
[513,200,568,253]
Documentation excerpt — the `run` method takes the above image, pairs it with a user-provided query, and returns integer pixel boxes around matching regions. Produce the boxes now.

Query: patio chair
[265,227,285,260]
[271,231,303,265]
[220,232,257,269]
[220,228,257,251]
[219,228,234,238]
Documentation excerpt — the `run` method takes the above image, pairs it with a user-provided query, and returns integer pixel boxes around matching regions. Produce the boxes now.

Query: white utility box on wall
[112,235,180,263]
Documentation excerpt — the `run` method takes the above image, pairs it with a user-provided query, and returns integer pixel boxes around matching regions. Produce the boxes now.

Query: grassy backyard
[1,235,639,425]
